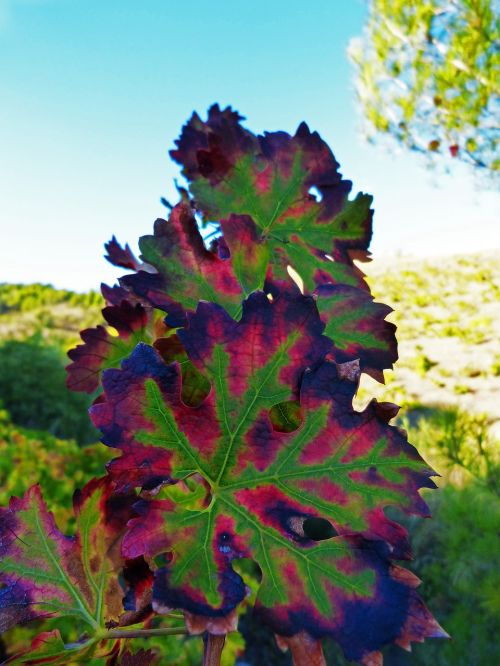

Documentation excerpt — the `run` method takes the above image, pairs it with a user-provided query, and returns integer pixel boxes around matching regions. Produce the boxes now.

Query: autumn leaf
[313,283,398,381]
[92,289,443,663]
[0,478,142,663]
[105,236,144,272]
[119,202,244,327]
[1,630,93,665]
[171,104,373,291]
[67,300,158,393]
[105,107,396,380]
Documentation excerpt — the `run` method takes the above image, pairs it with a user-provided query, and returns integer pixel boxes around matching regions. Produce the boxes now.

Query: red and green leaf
[92,290,443,663]
[1,630,96,665]
[314,283,398,381]
[120,203,244,326]
[66,300,159,393]
[171,104,373,291]
[0,479,143,663]
[105,236,144,272]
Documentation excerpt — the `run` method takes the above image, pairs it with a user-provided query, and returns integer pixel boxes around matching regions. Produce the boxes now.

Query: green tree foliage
[390,407,500,666]
[350,0,500,176]
[0,337,98,444]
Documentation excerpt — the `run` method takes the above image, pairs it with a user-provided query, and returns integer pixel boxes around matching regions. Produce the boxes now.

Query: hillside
[0,283,103,349]
[358,251,500,436]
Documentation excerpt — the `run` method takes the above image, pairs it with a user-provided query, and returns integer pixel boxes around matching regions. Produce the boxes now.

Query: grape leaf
[171,104,373,291]
[0,478,139,663]
[120,202,244,326]
[105,236,144,272]
[66,300,157,393]
[1,630,93,665]
[105,108,395,380]
[119,648,159,666]
[314,283,398,381]
[91,289,442,663]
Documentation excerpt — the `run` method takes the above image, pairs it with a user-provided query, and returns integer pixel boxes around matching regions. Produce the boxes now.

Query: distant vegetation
[0,336,99,444]
[0,282,103,347]
[0,283,103,444]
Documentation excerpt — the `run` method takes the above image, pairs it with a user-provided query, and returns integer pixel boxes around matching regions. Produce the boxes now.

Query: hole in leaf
[269,400,303,433]
[286,265,304,293]
[303,517,338,541]
[308,186,323,202]
[200,221,222,250]
[154,336,211,407]
[232,557,262,585]
[153,551,173,568]
[179,363,211,407]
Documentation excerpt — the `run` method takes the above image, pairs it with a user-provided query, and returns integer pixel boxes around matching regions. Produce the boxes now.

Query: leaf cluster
[0,106,445,665]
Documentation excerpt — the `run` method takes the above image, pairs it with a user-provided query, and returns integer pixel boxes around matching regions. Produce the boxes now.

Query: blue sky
[1,0,498,291]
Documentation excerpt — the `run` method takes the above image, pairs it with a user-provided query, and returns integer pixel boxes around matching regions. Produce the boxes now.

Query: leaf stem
[103,627,188,639]
[202,633,226,666]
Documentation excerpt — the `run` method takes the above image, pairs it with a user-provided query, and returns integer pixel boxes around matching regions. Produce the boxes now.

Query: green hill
[0,282,103,348]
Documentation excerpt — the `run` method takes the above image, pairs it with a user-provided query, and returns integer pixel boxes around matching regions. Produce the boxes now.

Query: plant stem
[202,633,226,666]
[104,627,188,639]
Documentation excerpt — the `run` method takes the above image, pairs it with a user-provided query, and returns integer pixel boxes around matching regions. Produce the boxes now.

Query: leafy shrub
[0,336,98,444]
[407,482,500,666]
[0,410,112,527]
[401,406,500,495]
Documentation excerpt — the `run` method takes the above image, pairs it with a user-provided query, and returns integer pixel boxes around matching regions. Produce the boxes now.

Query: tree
[349,0,500,176]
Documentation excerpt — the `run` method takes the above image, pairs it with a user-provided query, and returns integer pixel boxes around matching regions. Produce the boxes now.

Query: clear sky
[1,0,498,291]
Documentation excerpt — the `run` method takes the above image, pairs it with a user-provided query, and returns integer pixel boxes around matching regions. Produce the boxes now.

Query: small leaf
[120,203,243,326]
[67,300,156,393]
[314,283,398,380]
[2,630,93,665]
[119,648,159,666]
[0,478,136,636]
[105,237,143,271]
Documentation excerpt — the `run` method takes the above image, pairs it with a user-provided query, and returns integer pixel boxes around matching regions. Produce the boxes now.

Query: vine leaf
[66,300,158,393]
[105,236,144,272]
[92,289,444,663]
[314,283,398,381]
[120,202,244,326]
[1,630,94,665]
[119,648,159,666]
[0,478,140,663]
[171,104,373,291]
